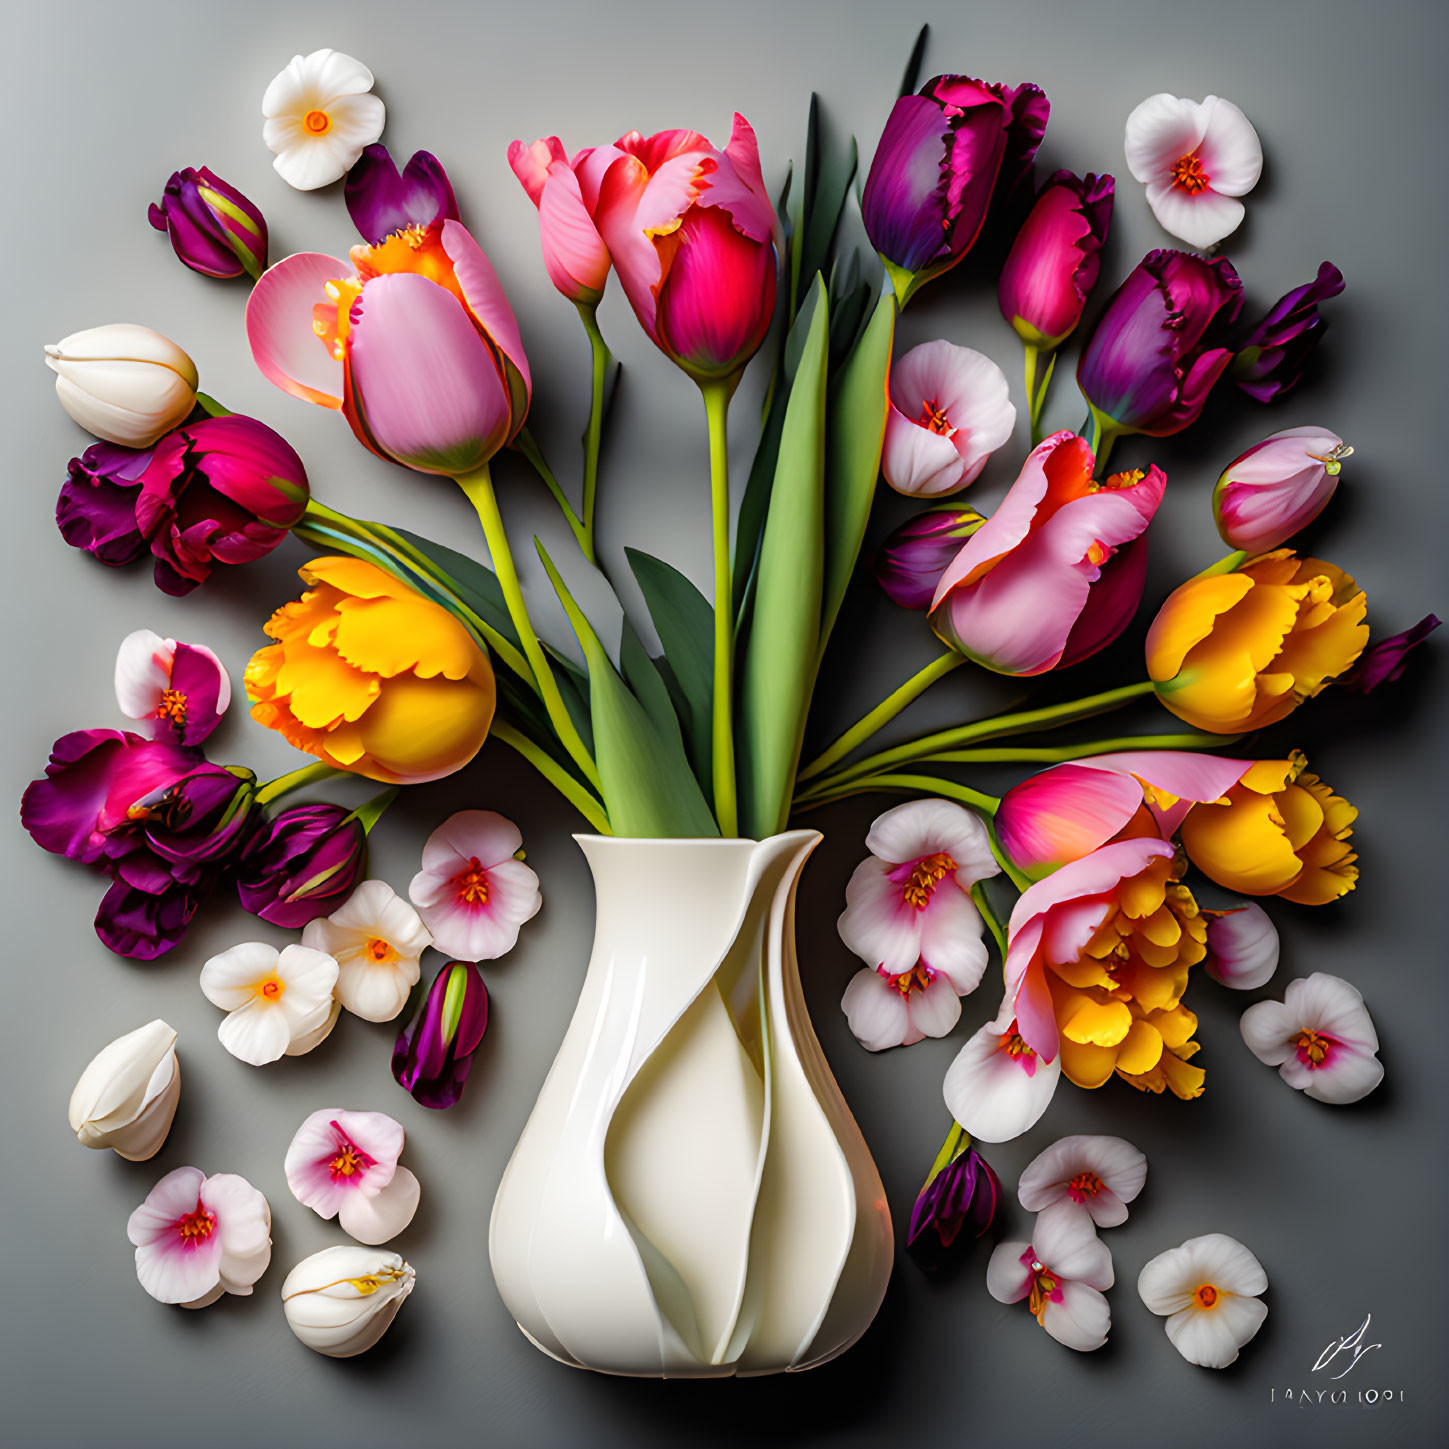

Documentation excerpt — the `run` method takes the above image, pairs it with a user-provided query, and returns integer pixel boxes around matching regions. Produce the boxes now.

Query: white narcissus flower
[284,1108,420,1245]
[1124,94,1263,250]
[1138,1232,1268,1368]
[303,879,432,1023]
[200,942,340,1066]
[44,324,198,448]
[1017,1135,1147,1228]
[1204,903,1279,990]
[127,1166,272,1308]
[281,1245,415,1357]
[68,1020,179,1161]
[882,341,1016,497]
[262,49,385,191]
[943,996,1061,1143]
[986,1200,1114,1351]
[1239,972,1383,1104]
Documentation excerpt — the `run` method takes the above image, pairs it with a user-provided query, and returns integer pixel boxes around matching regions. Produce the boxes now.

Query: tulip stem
[1023,346,1056,447]
[924,1119,970,1189]
[456,465,602,792]
[492,722,612,834]
[886,731,1241,768]
[970,883,1008,962]
[701,380,739,837]
[256,760,344,807]
[797,652,965,782]
[346,787,399,835]
[515,428,593,563]
[577,302,612,562]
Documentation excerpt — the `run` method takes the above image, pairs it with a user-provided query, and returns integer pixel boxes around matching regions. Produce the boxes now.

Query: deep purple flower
[126,763,257,865]
[906,1135,1002,1271]
[56,442,153,566]
[393,960,489,1109]
[876,505,986,610]
[149,167,268,280]
[95,867,216,961]
[862,73,1048,304]
[345,144,459,245]
[1077,249,1243,437]
[133,414,309,595]
[237,802,367,928]
[1343,614,1440,693]
[1233,261,1345,402]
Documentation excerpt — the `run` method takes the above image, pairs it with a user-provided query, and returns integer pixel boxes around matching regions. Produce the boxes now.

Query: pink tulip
[245,220,530,476]
[1213,426,1349,554]
[592,116,778,383]
[928,432,1166,675]
[508,136,625,304]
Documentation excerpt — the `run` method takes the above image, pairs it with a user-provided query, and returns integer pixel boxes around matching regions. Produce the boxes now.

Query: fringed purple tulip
[134,414,309,595]
[999,171,1114,349]
[345,144,459,246]
[1213,427,1350,554]
[1077,249,1242,440]
[876,505,986,610]
[237,802,367,928]
[1233,261,1345,402]
[56,442,153,566]
[392,959,489,1109]
[907,1125,1002,1271]
[1344,614,1441,693]
[149,167,268,280]
[862,73,1048,306]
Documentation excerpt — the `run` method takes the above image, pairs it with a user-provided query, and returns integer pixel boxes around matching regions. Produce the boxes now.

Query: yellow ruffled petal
[1146,574,1254,683]
[330,593,483,682]
[1115,1019,1164,1076]
[1147,1004,1199,1050]
[355,671,495,785]
[275,640,381,728]
[1061,995,1134,1047]
[1117,959,1189,1013]
[1059,1036,1118,1089]
[1179,790,1303,895]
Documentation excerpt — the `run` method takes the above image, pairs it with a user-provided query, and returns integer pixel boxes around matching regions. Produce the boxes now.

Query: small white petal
[200,942,281,1009]
[1017,1134,1147,1223]
[114,631,175,722]
[904,974,964,1041]
[916,884,989,994]
[943,1005,1061,1143]
[1033,1201,1114,1290]
[1205,904,1279,990]
[1124,93,1209,182]
[1195,96,1264,196]
[338,1165,420,1245]
[1238,997,1299,1066]
[1138,1232,1267,1316]
[985,1241,1033,1304]
[1144,180,1245,250]
[1041,1280,1111,1352]
[841,969,910,1052]
[837,858,924,974]
[218,999,292,1066]
[1165,1293,1268,1368]
[285,999,342,1058]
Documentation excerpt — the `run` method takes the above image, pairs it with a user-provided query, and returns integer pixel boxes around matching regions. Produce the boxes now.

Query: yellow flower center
[455,860,490,906]
[175,1207,215,1241]
[156,689,188,725]
[365,937,397,963]
[1296,1028,1331,1065]
[330,1146,364,1177]
[304,109,332,134]
[257,974,284,1001]
[1027,1261,1059,1322]
[1001,1031,1034,1060]
[916,399,955,436]
[901,852,956,910]
[887,964,935,996]
[1194,1283,1220,1309]
[1170,153,1211,193]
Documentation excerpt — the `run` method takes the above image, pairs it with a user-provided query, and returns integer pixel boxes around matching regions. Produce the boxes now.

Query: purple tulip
[907,1132,1002,1271]
[876,505,986,610]
[393,960,489,1109]
[56,442,153,566]
[237,803,367,928]
[862,73,1048,304]
[149,167,269,280]
[126,763,256,866]
[1233,261,1345,402]
[133,414,309,595]
[345,144,459,245]
[1077,249,1243,438]
[95,868,216,961]
[1344,614,1440,693]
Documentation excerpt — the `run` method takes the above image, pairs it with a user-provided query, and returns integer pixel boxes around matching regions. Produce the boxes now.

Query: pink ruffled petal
[246,252,348,408]
[537,161,612,300]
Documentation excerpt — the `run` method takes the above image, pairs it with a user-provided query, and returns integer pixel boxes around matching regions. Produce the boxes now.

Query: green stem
[922,1118,968,1189]
[194,392,230,418]
[798,652,965,782]
[492,721,612,834]
[515,427,592,563]
[970,881,1008,962]
[454,464,601,791]
[1086,404,1119,475]
[796,769,998,815]
[879,731,1241,770]
[346,787,398,835]
[577,301,611,560]
[1194,550,1248,580]
[255,760,342,807]
[701,380,739,836]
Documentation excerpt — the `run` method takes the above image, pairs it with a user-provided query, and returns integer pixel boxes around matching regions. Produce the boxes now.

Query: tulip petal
[246,253,348,408]
[943,1003,1061,1143]
[441,220,532,412]
[840,968,911,1051]
[882,406,966,496]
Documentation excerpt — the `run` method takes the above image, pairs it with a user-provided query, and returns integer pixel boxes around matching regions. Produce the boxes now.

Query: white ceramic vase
[489,830,893,1377]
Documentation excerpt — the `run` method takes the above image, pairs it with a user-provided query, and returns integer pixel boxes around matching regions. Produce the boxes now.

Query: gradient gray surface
[2,1,1445,1445]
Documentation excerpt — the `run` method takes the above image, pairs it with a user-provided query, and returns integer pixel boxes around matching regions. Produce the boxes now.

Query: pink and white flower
[199,942,340,1066]
[986,1199,1113,1351]
[942,996,1062,1143]
[882,341,1016,497]
[841,963,966,1052]
[1239,972,1383,1103]
[284,1108,420,1245]
[302,879,432,1022]
[127,1165,272,1307]
[1124,94,1263,251]
[1204,903,1279,990]
[114,630,230,748]
[1213,427,1350,555]
[1138,1232,1268,1368]
[1017,1134,1147,1228]
[408,810,542,960]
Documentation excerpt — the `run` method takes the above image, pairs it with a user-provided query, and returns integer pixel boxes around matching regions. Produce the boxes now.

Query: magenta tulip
[876,505,986,611]
[1213,426,1349,554]
[149,166,268,280]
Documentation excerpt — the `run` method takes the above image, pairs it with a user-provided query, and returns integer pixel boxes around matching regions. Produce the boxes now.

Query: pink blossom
[284,1108,420,1245]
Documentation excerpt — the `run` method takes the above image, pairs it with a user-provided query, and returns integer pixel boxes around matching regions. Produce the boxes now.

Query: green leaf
[799,111,858,297]
[386,525,521,650]
[899,23,930,96]
[820,283,896,652]
[739,275,830,838]
[536,542,718,838]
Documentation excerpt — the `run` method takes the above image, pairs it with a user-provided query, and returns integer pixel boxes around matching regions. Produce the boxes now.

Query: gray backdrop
[3,1,1444,1445]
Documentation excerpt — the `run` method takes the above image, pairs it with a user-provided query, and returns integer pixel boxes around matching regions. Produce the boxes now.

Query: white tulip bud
[281,1245,415,1357]
[68,1020,180,1161]
[45,323,199,447]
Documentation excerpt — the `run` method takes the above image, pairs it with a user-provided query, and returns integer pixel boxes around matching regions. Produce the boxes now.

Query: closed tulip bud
[281,1245,415,1357]
[236,802,367,928]
[1213,427,1351,554]
[45,324,199,448]
[876,505,986,611]
[392,959,489,1109]
[907,1125,1002,1271]
[68,1020,180,1161]
[148,167,269,280]
[1233,262,1344,402]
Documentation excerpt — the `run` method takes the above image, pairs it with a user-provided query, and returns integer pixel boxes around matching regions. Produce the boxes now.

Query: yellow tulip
[246,557,495,785]
[1146,550,1368,733]
[1178,754,1358,905]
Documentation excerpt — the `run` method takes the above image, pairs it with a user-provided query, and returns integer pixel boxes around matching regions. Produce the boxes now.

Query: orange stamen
[1194,1283,1219,1309]
[1067,1171,1104,1202]
[304,109,331,134]
[454,859,490,906]
[175,1206,215,1241]
[1170,153,1210,194]
[901,852,957,910]
[917,399,955,436]
[1296,1028,1331,1065]
[365,937,395,963]
[156,689,188,725]
[258,975,283,1001]
[330,1146,363,1177]
[886,964,935,996]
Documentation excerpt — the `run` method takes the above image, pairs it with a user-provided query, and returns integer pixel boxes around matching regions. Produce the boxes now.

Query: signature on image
[1311,1314,1382,1380]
